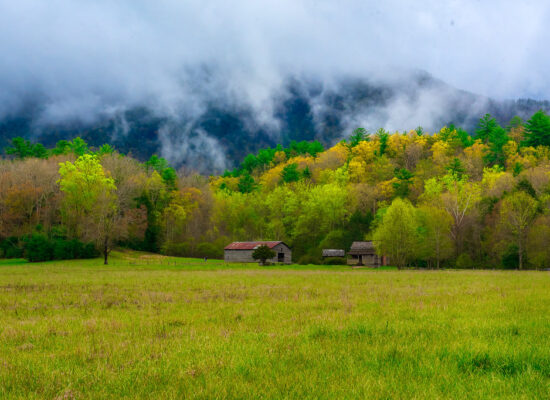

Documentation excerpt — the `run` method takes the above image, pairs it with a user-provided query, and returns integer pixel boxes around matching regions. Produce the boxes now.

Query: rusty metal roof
[224,241,284,250]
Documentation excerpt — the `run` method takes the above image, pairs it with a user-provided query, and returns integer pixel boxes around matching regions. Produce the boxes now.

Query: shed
[322,249,346,258]
[347,241,387,267]
[224,241,292,264]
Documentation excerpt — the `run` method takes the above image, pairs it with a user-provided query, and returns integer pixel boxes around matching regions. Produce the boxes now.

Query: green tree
[475,114,508,165]
[52,140,71,155]
[375,129,389,156]
[6,137,33,158]
[524,110,550,147]
[238,173,257,193]
[241,154,258,173]
[161,167,177,190]
[486,126,509,166]
[499,191,538,269]
[348,128,369,147]
[31,143,48,159]
[252,245,276,265]
[526,215,550,269]
[281,163,300,183]
[58,154,118,264]
[423,174,481,256]
[417,206,453,268]
[145,155,169,173]
[372,198,420,269]
[507,116,523,131]
[97,144,115,155]
[302,166,312,180]
[138,171,171,252]
[475,114,498,144]
[446,158,465,178]
[392,168,414,198]
[5,137,48,159]
[70,137,89,156]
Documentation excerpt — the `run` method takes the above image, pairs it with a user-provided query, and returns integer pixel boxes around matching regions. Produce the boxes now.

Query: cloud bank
[1,0,549,168]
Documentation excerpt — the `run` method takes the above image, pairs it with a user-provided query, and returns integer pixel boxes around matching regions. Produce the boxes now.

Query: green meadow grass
[0,251,549,399]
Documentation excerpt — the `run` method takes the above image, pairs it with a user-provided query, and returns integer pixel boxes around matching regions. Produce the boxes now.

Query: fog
[1,0,549,167]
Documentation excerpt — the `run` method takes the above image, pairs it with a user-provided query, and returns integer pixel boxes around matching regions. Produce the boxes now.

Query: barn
[347,241,388,267]
[224,241,292,264]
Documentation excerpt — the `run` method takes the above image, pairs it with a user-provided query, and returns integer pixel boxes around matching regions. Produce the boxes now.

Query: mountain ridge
[1,71,549,172]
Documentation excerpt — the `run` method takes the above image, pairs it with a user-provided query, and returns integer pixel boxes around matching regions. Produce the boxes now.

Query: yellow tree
[58,155,118,264]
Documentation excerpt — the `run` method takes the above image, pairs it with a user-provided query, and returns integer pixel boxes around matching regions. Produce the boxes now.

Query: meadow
[0,252,549,399]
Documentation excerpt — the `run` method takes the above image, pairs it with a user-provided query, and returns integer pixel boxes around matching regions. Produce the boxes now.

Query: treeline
[1,110,550,268]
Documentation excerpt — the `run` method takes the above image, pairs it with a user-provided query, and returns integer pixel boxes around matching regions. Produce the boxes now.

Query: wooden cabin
[347,241,387,267]
[224,241,292,264]
[322,249,346,258]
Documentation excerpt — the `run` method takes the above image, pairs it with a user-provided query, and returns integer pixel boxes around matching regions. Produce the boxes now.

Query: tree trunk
[104,236,109,265]
[436,238,440,269]
[518,236,523,270]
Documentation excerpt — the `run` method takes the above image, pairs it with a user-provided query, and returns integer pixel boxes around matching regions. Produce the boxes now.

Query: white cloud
[0,0,548,168]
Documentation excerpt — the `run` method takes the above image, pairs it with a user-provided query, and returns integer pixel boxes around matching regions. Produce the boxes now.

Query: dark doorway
[278,252,284,262]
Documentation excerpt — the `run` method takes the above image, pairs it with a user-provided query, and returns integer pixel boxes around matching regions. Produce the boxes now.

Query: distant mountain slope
[1,71,549,172]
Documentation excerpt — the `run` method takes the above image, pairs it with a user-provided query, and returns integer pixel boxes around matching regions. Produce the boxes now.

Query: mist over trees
[2,110,550,268]
[2,74,550,174]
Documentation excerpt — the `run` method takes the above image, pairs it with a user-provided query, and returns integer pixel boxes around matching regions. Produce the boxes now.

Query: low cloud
[1,0,549,168]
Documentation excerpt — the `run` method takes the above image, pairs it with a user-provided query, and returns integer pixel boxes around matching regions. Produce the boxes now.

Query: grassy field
[0,251,549,399]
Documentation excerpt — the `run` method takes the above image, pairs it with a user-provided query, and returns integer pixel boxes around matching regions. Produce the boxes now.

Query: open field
[0,252,549,399]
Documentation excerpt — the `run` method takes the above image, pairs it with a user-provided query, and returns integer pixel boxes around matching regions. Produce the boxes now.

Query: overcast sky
[1,0,549,121]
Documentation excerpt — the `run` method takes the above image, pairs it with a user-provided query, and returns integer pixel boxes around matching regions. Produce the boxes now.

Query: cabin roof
[224,241,285,250]
[348,241,375,255]
[322,249,346,257]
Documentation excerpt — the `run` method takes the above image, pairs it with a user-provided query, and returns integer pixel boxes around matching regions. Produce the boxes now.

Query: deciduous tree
[499,191,538,269]
[58,154,118,264]
[372,198,419,269]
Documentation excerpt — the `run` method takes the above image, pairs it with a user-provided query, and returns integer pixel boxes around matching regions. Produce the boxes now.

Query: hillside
[1,72,549,173]
[2,110,550,269]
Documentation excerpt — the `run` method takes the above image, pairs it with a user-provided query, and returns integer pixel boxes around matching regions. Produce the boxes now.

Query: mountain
[1,71,549,173]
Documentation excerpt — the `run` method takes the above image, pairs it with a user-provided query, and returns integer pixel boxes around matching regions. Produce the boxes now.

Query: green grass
[0,251,549,399]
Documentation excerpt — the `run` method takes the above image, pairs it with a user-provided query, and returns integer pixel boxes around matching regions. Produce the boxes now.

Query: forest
[1,110,550,269]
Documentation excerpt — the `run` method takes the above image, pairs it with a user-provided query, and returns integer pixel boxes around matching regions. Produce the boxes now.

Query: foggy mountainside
[1,71,549,173]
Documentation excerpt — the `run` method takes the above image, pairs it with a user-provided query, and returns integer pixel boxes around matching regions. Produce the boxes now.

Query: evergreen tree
[281,163,300,183]
[445,158,465,178]
[524,110,550,147]
[348,128,369,147]
[392,168,414,198]
[238,174,257,193]
[475,114,498,144]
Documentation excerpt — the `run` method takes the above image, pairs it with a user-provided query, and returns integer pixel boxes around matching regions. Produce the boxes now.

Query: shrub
[0,237,24,258]
[502,245,520,269]
[22,234,97,262]
[252,245,276,265]
[82,243,99,259]
[23,234,54,262]
[298,254,322,265]
[323,257,346,265]
[161,241,191,257]
[195,242,223,259]
[455,253,474,269]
